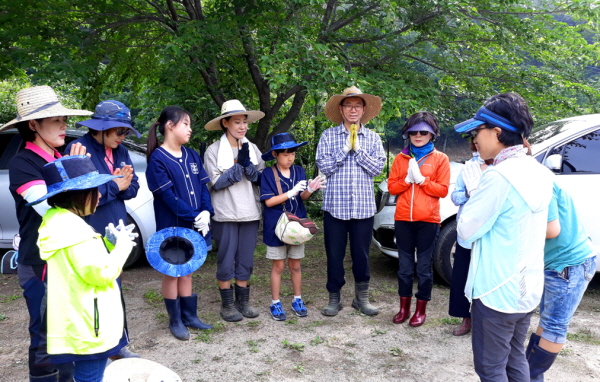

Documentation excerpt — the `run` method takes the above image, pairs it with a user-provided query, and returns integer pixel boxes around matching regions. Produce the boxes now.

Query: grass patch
[566,329,600,345]
[143,289,162,306]
[246,320,261,328]
[285,318,298,325]
[389,347,404,357]
[440,317,461,325]
[371,328,387,337]
[247,339,261,353]
[282,339,305,352]
[0,294,20,303]
[0,314,6,321]
[293,363,305,374]
[194,322,226,343]
[310,335,325,346]
[155,312,168,323]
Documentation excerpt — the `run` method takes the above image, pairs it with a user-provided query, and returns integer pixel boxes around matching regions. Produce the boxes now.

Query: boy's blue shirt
[260,164,307,247]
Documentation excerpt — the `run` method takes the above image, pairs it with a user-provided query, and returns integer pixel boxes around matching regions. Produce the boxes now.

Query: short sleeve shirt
[9,144,60,265]
[260,165,307,247]
[146,146,212,231]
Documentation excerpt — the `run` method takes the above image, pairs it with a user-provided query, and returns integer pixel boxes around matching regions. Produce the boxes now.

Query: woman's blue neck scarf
[410,141,434,161]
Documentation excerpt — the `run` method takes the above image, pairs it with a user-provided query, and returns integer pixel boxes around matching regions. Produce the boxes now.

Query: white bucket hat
[324,85,382,125]
[103,358,182,382]
[204,99,265,131]
[0,86,92,131]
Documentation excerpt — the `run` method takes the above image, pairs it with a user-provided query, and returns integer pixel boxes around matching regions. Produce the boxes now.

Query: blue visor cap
[146,227,207,277]
[76,100,141,138]
[261,132,308,161]
[454,106,519,134]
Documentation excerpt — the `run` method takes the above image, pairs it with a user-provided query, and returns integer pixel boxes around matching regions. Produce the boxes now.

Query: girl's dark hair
[15,119,44,142]
[401,111,439,137]
[484,92,533,146]
[48,188,99,217]
[146,106,192,162]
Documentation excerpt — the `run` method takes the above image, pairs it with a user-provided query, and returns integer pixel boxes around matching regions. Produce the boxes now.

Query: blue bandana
[410,141,434,161]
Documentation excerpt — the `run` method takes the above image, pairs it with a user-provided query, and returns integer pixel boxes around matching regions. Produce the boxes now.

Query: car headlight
[385,194,398,206]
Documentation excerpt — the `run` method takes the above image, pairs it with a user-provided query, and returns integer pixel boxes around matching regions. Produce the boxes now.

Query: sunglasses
[408,131,430,136]
[115,128,131,137]
[469,127,490,138]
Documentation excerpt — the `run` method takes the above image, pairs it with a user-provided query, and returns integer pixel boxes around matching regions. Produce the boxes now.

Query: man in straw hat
[4,85,92,382]
[316,86,386,317]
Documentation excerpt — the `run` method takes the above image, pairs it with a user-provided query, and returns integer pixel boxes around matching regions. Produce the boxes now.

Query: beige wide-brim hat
[204,99,265,131]
[103,358,182,382]
[0,85,92,132]
[324,86,382,125]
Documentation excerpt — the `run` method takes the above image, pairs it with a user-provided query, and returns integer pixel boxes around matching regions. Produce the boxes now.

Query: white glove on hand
[194,210,211,236]
[462,160,483,195]
[287,180,307,199]
[343,134,352,154]
[307,175,327,193]
[404,172,414,184]
[408,158,425,184]
[105,219,138,247]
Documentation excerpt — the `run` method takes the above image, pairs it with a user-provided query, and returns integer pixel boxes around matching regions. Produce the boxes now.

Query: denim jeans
[539,256,596,344]
[73,358,108,382]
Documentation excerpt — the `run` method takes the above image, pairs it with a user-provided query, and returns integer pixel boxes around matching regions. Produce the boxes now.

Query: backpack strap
[271,166,287,211]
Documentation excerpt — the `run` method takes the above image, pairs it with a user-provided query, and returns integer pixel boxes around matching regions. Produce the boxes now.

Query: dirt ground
[1,235,600,382]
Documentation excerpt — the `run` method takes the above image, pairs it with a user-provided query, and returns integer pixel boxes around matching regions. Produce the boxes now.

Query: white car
[0,129,156,268]
[372,114,600,284]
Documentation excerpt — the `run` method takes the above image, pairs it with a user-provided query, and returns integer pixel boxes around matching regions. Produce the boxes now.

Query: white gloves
[408,158,425,184]
[105,219,138,247]
[462,160,483,196]
[194,210,211,236]
[343,134,352,154]
[287,180,307,199]
[307,175,327,193]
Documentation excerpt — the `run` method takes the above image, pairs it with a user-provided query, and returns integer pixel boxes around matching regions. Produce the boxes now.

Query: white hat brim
[204,110,265,131]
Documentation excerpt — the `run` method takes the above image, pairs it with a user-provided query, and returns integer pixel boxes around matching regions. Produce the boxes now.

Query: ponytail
[145,106,192,162]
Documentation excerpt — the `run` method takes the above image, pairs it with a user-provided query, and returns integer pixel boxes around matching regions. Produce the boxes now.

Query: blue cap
[261,133,308,161]
[454,106,519,134]
[76,100,141,138]
[145,227,207,277]
[26,155,119,206]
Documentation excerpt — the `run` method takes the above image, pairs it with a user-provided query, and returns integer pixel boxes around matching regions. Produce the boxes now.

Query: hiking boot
[270,302,287,321]
[291,298,308,317]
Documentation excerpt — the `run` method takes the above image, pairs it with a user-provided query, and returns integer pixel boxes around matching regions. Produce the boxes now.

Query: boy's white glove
[307,175,327,193]
[105,219,138,247]
[462,160,483,195]
[287,180,307,199]
[408,158,425,184]
[343,135,352,154]
[194,210,211,236]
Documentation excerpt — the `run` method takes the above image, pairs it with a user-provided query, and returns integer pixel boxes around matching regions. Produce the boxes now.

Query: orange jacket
[388,149,450,224]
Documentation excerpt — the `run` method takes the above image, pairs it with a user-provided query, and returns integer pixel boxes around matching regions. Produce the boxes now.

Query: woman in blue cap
[29,155,137,382]
[66,100,141,358]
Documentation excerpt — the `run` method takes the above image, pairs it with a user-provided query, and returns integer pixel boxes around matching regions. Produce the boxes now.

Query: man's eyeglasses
[115,128,131,137]
[408,131,430,137]
[342,104,364,111]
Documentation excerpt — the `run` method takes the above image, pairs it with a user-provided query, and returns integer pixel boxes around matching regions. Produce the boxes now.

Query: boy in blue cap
[260,133,326,320]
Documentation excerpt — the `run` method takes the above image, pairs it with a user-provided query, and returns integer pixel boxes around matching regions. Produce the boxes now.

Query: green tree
[1,1,599,149]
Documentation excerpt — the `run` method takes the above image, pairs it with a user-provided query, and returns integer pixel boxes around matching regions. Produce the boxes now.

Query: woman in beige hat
[5,85,92,382]
[204,100,266,322]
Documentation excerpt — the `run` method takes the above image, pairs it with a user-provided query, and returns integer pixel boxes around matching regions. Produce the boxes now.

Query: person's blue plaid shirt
[316,123,386,220]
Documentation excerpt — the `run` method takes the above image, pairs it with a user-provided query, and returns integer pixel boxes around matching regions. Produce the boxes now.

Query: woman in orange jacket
[388,112,450,327]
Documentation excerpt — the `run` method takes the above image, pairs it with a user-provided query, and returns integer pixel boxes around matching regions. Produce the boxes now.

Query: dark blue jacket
[66,133,139,234]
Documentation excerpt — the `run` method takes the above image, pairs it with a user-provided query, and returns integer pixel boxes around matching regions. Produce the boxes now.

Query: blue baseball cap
[145,227,207,277]
[26,155,120,206]
[261,133,308,161]
[454,106,519,134]
[76,100,141,138]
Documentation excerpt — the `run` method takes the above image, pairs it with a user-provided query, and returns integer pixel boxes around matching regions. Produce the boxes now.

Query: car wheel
[433,219,457,286]
[124,214,144,269]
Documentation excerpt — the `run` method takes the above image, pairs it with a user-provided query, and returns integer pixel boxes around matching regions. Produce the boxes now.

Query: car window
[550,129,600,174]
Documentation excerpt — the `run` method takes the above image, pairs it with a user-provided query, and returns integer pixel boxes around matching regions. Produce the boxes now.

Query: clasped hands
[404,158,426,185]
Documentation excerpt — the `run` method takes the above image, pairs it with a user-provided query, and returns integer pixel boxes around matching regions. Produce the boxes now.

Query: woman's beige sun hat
[324,85,382,125]
[204,99,265,131]
[0,85,93,132]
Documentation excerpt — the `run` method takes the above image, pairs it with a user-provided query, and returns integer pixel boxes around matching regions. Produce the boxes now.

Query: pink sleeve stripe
[16,180,46,195]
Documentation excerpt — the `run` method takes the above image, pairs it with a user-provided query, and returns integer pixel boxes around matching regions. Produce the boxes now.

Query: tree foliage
[1,0,599,150]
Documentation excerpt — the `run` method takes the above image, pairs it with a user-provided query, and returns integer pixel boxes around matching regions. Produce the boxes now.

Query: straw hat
[204,99,265,131]
[0,86,92,131]
[103,358,181,382]
[324,86,382,125]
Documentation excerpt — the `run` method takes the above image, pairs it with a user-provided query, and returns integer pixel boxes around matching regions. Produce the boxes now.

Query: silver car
[0,129,156,268]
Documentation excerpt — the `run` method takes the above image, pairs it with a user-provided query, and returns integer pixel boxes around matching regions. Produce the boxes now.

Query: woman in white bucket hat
[5,85,92,382]
[204,100,265,322]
